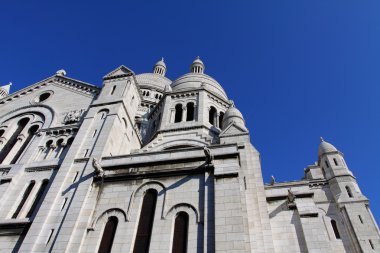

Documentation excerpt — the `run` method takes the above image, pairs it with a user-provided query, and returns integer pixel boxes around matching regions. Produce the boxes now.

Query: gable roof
[103,65,134,80]
[219,122,249,137]
[0,74,100,105]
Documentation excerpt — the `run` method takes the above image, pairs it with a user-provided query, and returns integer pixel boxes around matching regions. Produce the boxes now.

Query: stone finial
[56,69,66,76]
[320,137,324,142]
[270,175,276,185]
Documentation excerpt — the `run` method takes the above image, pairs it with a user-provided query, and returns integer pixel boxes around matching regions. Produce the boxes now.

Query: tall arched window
[186,103,195,121]
[98,216,118,253]
[346,186,353,198]
[26,179,49,218]
[0,118,30,164]
[172,212,189,253]
[11,124,39,164]
[219,112,224,129]
[331,219,341,239]
[209,107,217,126]
[175,104,183,123]
[133,189,158,253]
[12,180,35,218]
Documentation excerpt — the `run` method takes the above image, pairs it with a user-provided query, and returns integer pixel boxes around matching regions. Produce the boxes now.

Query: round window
[32,90,53,104]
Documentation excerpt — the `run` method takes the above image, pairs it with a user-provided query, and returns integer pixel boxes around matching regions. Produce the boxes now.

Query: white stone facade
[0,58,378,253]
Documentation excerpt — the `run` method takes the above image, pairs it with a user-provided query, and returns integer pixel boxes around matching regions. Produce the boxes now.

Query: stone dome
[171,73,228,100]
[318,138,338,157]
[222,104,247,130]
[135,73,171,92]
[155,58,166,68]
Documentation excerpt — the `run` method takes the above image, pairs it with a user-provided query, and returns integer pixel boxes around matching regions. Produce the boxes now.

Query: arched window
[0,129,4,138]
[346,186,353,198]
[38,92,51,102]
[219,112,224,129]
[331,219,341,239]
[44,140,54,159]
[98,216,118,253]
[0,118,30,164]
[209,107,217,126]
[175,104,183,123]
[186,103,194,121]
[333,158,339,166]
[11,124,39,164]
[12,180,35,218]
[26,179,49,218]
[133,189,158,253]
[55,139,64,158]
[172,212,189,253]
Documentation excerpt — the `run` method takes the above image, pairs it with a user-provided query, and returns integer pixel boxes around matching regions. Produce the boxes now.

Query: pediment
[219,122,248,137]
[0,75,99,106]
[103,65,134,80]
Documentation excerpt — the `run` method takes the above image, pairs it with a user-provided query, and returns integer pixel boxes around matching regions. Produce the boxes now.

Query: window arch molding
[165,203,200,224]
[127,181,166,221]
[0,105,54,129]
[90,208,127,230]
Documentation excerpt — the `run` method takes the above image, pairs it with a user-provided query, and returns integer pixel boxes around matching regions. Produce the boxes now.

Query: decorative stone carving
[63,109,85,124]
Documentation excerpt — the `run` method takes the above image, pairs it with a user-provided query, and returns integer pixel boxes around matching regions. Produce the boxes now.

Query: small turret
[222,101,247,131]
[190,56,205,74]
[0,82,11,99]
[153,58,166,76]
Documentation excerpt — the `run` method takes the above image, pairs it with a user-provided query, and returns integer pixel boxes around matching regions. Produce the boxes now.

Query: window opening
[110,85,116,95]
[98,216,118,253]
[346,186,353,198]
[331,220,341,239]
[46,229,54,245]
[0,118,30,164]
[209,107,217,126]
[12,180,35,218]
[172,212,189,253]
[219,112,224,129]
[333,158,338,166]
[61,198,68,211]
[26,179,49,218]
[133,189,158,253]
[325,160,329,168]
[174,104,183,123]
[39,93,51,102]
[358,215,363,224]
[369,239,375,250]
[186,103,194,121]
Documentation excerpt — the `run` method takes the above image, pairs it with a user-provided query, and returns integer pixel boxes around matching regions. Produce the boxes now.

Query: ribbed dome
[171,73,228,100]
[135,73,171,92]
[318,138,338,157]
[222,104,247,130]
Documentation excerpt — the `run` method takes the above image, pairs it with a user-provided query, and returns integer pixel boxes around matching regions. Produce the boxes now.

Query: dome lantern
[190,56,205,74]
[153,57,166,76]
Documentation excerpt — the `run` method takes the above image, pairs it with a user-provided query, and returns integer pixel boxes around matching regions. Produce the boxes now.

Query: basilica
[0,57,378,252]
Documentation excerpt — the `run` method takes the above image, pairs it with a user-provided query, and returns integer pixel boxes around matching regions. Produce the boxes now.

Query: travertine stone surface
[0,59,378,252]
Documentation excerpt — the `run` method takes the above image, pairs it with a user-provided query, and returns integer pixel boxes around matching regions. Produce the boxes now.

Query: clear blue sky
[1,1,379,221]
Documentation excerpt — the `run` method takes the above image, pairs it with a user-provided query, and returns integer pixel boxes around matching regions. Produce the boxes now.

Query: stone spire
[153,57,166,76]
[190,56,205,74]
[0,82,11,99]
